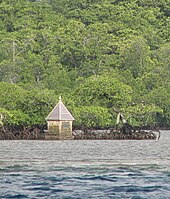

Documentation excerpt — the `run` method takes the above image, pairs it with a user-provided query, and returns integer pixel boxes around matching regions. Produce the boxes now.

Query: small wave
[164,171,170,177]
[107,185,163,193]
[1,194,28,199]
[27,186,51,191]
[51,188,65,193]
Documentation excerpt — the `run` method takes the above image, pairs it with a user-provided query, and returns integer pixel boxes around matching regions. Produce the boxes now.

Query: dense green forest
[0,0,170,130]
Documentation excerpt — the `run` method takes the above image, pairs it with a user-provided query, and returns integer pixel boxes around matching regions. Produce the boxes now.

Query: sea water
[0,131,170,199]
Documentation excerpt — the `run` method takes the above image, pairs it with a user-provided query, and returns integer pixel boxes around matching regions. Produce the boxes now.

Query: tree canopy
[0,0,170,129]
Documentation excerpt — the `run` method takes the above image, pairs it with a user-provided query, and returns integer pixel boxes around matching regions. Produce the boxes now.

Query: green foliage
[73,106,113,129]
[0,82,58,125]
[0,108,13,126]
[120,37,154,78]
[122,103,163,127]
[5,110,30,126]
[0,108,29,127]
[0,82,26,110]
[144,86,170,127]
[0,0,170,128]
[21,89,57,125]
[74,75,132,108]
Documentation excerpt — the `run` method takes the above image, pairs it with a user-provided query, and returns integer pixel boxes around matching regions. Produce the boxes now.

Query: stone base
[44,130,73,140]
[45,134,59,140]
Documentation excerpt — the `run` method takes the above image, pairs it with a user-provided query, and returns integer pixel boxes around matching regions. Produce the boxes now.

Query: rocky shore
[73,129,159,140]
[0,126,160,140]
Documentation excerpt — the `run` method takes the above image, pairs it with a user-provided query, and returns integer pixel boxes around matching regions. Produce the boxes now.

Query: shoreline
[0,128,162,140]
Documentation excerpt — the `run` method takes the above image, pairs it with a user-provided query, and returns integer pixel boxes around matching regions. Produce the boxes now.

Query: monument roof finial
[59,96,62,101]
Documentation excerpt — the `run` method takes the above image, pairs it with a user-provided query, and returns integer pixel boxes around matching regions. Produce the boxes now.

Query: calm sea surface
[0,131,170,199]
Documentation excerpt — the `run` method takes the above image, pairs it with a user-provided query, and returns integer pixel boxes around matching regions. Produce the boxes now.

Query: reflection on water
[0,131,170,198]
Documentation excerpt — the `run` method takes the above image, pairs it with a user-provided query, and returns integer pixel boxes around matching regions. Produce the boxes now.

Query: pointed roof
[46,96,74,121]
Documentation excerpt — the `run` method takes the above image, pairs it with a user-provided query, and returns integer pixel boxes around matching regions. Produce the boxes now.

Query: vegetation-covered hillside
[0,0,170,129]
